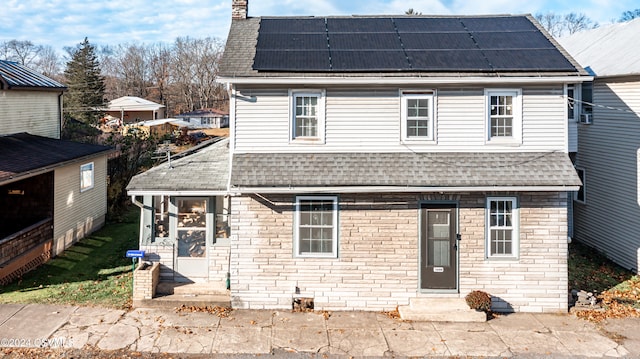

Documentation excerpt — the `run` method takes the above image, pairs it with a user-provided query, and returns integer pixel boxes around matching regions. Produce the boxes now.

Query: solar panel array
[252,16,577,72]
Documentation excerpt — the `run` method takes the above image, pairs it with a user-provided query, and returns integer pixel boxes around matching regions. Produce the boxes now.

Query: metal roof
[558,18,640,77]
[0,60,66,90]
[105,96,165,111]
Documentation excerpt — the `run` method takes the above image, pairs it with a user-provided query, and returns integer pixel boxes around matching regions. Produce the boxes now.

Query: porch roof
[126,138,230,194]
[0,133,112,185]
[230,151,581,192]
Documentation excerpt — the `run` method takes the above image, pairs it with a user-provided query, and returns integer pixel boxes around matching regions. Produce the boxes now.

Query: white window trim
[566,84,581,123]
[574,168,586,204]
[294,195,338,258]
[485,89,522,145]
[80,162,94,192]
[289,89,326,144]
[485,196,519,260]
[400,90,436,142]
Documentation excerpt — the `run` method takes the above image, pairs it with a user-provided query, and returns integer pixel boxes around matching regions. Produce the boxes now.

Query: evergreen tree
[63,37,106,128]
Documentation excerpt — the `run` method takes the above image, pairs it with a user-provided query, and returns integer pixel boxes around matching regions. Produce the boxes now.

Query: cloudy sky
[1,0,636,52]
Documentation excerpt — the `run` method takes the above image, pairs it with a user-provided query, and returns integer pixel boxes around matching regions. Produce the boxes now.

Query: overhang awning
[230,151,581,193]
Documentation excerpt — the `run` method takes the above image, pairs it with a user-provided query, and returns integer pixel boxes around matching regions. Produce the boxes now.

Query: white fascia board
[126,190,230,196]
[217,76,593,86]
[231,186,580,194]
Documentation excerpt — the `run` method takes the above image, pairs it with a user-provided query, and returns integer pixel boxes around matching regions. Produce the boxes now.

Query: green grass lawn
[0,207,140,309]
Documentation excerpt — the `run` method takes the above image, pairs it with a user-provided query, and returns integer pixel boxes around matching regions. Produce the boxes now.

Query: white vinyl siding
[234,85,567,153]
[0,90,60,139]
[53,155,108,256]
[573,78,640,272]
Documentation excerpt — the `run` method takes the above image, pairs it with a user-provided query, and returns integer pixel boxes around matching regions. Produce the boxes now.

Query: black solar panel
[484,49,575,71]
[327,18,395,33]
[331,50,409,71]
[254,50,330,71]
[259,18,326,33]
[401,33,477,50]
[461,17,537,32]
[258,33,328,50]
[472,31,554,49]
[394,17,466,33]
[330,33,401,50]
[407,50,492,71]
[252,16,578,73]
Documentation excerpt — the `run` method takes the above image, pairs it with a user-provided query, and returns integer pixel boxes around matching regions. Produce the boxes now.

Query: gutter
[230,185,581,194]
[217,75,594,86]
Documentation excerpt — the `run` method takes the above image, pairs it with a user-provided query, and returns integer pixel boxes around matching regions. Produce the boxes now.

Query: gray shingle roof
[230,152,581,188]
[0,60,66,90]
[219,16,587,79]
[126,138,229,193]
[0,133,111,184]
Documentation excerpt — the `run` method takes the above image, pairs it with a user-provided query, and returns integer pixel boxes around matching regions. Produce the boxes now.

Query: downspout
[58,91,64,138]
[131,195,145,248]
[225,82,236,291]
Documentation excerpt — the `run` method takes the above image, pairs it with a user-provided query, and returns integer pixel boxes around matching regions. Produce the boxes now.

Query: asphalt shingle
[230,152,581,188]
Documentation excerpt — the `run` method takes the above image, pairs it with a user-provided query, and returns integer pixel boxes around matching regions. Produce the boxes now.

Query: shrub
[465,290,492,312]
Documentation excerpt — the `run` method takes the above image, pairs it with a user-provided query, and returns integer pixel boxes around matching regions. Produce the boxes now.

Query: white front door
[174,197,209,282]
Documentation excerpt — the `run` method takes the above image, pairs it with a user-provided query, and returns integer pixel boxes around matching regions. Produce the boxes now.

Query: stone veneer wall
[133,261,160,301]
[229,192,568,313]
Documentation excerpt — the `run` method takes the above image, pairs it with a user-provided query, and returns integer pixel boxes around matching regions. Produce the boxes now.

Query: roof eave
[217,74,593,85]
[229,185,580,194]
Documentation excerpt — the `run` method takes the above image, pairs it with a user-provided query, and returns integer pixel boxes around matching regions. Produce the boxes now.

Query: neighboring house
[105,96,165,124]
[175,108,229,129]
[128,0,590,314]
[0,60,112,284]
[559,18,640,273]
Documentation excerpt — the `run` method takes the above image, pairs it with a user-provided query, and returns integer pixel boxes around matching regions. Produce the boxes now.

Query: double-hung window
[80,162,94,192]
[486,197,519,259]
[485,89,522,144]
[294,196,338,258]
[401,91,434,141]
[290,90,325,143]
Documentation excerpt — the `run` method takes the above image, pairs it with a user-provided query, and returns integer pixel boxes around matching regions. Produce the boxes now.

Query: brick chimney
[232,0,248,20]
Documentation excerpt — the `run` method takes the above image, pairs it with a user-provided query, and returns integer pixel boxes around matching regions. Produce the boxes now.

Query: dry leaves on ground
[576,277,640,322]
[174,304,233,318]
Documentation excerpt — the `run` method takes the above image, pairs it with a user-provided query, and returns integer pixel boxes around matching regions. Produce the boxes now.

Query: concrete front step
[134,293,231,309]
[398,298,487,322]
[156,281,226,295]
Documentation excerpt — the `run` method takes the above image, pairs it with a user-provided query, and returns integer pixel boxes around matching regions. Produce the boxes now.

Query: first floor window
[295,196,338,257]
[153,195,170,239]
[80,162,94,192]
[486,197,519,259]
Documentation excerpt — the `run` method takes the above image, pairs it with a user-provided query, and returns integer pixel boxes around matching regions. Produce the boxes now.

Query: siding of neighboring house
[229,192,568,313]
[0,90,60,138]
[52,154,108,255]
[574,77,640,272]
[233,85,567,153]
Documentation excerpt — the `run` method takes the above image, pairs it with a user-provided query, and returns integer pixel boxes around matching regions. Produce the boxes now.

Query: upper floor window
[401,91,435,142]
[567,84,577,121]
[485,89,522,144]
[290,90,325,143]
[80,162,94,192]
[486,197,519,259]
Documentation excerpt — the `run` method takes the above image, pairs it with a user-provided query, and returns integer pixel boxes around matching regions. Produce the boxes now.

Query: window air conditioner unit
[579,114,592,124]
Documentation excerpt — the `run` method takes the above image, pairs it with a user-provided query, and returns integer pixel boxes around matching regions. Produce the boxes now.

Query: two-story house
[559,18,640,273]
[128,0,590,315]
[0,60,112,284]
